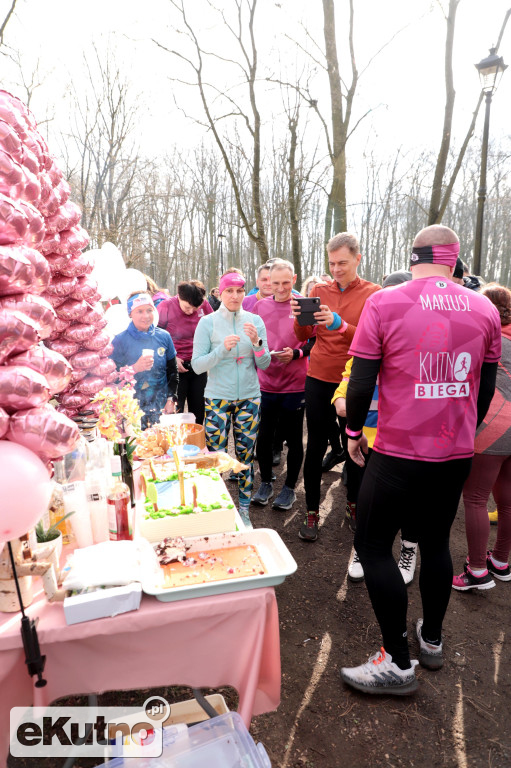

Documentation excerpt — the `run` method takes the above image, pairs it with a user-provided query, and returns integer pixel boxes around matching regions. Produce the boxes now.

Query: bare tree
[0,0,17,49]
[154,0,269,263]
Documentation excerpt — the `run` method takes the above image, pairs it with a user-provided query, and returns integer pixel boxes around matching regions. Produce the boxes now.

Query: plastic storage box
[94,711,271,768]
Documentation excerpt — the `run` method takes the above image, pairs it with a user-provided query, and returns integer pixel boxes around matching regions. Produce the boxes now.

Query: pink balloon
[45,252,70,274]
[99,342,114,357]
[40,231,60,255]
[0,308,40,363]
[0,406,8,438]
[0,293,56,339]
[70,369,87,384]
[69,349,101,370]
[59,251,93,278]
[59,391,91,409]
[39,184,61,218]
[48,161,63,187]
[55,405,79,419]
[21,246,50,294]
[97,357,117,377]
[0,118,22,162]
[57,178,70,207]
[0,365,50,413]
[74,374,106,396]
[52,316,70,334]
[0,244,34,296]
[45,273,77,297]
[85,304,104,326]
[64,322,96,343]
[45,204,72,234]
[41,291,67,309]
[105,370,118,384]
[11,345,72,394]
[85,330,110,351]
[55,298,88,321]
[20,144,39,176]
[0,193,29,245]
[7,405,80,460]
[55,225,89,255]
[45,337,79,358]
[0,440,53,541]
[70,275,99,303]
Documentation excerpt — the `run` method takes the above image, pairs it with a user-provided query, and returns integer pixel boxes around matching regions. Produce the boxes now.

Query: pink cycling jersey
[349,276,501,461]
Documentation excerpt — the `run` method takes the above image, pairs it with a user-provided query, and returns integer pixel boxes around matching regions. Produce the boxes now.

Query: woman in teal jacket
[192,270,271,526]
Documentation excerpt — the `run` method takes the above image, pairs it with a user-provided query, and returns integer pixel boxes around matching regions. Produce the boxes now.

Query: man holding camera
[292,232,381,542]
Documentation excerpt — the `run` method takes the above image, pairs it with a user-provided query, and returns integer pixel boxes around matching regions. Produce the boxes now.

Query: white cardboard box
[63,582,142,625]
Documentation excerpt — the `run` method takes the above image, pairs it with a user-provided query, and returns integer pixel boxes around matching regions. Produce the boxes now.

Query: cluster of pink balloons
[0,90,104,470]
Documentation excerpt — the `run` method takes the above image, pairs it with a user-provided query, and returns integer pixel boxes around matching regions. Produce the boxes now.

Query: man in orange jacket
[291,232,381,541]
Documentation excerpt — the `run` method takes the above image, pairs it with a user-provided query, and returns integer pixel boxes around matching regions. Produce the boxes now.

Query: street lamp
[473,48,507,276]
[218,233,226,274]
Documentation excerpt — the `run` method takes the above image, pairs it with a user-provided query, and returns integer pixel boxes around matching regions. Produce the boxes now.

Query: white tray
[141,528,297,602]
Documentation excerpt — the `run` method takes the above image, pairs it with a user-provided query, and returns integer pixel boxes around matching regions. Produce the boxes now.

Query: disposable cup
[143,348,154,357]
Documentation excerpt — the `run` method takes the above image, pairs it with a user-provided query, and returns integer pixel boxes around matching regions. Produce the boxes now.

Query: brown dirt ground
[8,449,511,768]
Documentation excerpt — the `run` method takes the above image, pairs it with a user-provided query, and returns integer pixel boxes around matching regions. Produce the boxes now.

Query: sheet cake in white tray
[141,528,297,602]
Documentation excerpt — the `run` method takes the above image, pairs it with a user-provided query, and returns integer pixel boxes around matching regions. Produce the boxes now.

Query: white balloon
[104,303,130,338]
[118,268,148,302]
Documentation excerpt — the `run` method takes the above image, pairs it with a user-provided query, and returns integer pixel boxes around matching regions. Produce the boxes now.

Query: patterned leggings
[204,398,260,506]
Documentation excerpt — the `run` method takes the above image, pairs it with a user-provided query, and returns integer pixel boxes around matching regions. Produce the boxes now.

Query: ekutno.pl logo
[10,697,170,759]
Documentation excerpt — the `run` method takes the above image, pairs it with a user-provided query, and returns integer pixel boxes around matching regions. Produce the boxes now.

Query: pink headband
[219,273,245,295]
[410,242,460,269]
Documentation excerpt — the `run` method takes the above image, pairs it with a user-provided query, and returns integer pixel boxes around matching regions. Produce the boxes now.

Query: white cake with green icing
[138,467,236,542]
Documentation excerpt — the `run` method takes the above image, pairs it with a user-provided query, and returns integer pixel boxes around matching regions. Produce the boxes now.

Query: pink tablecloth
[0,586,280,762]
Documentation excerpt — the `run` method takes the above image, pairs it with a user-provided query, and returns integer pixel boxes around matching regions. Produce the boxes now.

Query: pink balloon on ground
[45,252,70,274]
[7,405,80,460]
[45,273,77,297]
[11,345,72,394]
[0,118,22,162]
[97,357,116,377]
[64,322,96,343]
[59,252,93,278]
[85,330,110,351]
[69,369,87,384]
[0,365,50,413]
[21,246,50,294]
[74,374,106,396]
[40,231,60,255]
[0,308,40,363]
[69,349,101,370]
[55,298,88,321]
[0,440,53,541]
[59,391,91,410]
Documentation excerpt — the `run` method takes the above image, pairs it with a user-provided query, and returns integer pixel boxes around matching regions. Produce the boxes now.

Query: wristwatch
[253,338,263,348]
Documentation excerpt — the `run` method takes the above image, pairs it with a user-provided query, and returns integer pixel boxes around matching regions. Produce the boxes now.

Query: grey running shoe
[251,482,274,506]
[416,618,443,670]
[298,511,319,542]
[272,485,296,510]
[341,648,418,696]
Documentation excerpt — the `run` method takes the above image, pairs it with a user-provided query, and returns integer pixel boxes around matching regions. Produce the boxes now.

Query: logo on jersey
[157,347,165,357]
[415,350,471,399]
[435,280,447,288]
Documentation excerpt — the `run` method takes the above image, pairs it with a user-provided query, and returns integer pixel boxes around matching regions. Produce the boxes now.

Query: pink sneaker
[452,566,495,591]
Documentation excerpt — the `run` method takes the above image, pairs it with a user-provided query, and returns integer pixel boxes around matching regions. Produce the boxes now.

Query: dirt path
[249,458,511,768]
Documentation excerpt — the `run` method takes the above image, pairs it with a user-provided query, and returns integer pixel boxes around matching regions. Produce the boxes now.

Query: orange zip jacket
[293,276,381,383]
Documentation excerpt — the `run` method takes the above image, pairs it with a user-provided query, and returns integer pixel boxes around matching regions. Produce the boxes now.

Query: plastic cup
[143,349,154,358]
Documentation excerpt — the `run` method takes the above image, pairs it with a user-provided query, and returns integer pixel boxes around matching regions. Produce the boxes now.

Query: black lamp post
[473,48,507,276]
[218,233,226,275]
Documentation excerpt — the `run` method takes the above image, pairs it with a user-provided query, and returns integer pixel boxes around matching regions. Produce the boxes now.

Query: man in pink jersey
[340,225,501,696]
[251,259,308,510]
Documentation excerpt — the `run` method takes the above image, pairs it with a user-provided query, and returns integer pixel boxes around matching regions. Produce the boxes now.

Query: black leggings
[257,393,305,488]
[304,377,341,510]
[354,451,471,666]
[177,368,207,426]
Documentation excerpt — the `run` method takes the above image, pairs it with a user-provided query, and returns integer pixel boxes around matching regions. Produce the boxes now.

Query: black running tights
[354,451,471,667]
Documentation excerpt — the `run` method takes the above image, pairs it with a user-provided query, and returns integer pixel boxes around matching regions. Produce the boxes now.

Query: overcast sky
[3,0,511,163]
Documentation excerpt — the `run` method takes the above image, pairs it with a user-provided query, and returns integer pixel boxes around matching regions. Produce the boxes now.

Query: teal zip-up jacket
[191,303,271,401]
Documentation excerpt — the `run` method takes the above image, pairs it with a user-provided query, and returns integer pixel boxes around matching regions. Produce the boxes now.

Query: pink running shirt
[349,277,502,461]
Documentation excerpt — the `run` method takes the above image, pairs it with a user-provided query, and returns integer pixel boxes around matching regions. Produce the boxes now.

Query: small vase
[118,442,135,507]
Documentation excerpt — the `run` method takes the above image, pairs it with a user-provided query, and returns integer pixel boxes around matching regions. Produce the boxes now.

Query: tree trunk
[287,116,302,287]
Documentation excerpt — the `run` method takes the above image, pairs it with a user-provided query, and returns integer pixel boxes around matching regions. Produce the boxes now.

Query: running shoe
[416,618,443,670]
[345,501,357,533]
[348,550,364,582]
[272,485,296,511]
[238,504,253,530]
[486,551,511,582]
[398,540,418,585]
[298,511,319,542]
[321,450,345,472]
[340,648,419,696]
[452,566,495,591]
[488,509,498,525]
[251,482,274,506]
